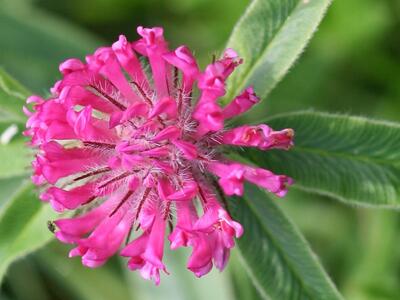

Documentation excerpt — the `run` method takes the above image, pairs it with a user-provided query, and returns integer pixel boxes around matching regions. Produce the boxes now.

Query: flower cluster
[25,26,294,284]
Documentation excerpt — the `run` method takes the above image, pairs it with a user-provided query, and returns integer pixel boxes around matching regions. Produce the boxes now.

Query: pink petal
[149,97,177,119]
[112,35,149,87]
[172,139,198,159]
[152,125,181,142]
[59,58,86,75]
[223,87,259,119]
[163,46,199,93]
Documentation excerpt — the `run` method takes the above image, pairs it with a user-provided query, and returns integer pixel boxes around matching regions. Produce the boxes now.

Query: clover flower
[25,26,294,284]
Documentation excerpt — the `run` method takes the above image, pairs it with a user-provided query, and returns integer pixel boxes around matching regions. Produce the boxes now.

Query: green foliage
[0,70,45,283]
[225,0,332,102]
[342,211,400,300]
[0,181,55,282]
[0,68,30,122]
[0,2,102,282]
[4,257,51,300]
[35,243,132,300]
[0,70,41,282]
[229,184,343,300]
[0,4,101,93]
[0,138,31,180]
[229,252,261,300]
[243,111,400,207]
[0,176,28,210]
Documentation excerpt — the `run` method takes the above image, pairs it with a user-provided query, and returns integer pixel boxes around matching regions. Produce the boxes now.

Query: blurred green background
[1,0,400,299]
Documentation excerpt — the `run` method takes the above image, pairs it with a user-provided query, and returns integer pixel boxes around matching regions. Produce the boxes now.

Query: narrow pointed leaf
[244,111,400,207]
[225,0,332,101]
[228,184,343,299]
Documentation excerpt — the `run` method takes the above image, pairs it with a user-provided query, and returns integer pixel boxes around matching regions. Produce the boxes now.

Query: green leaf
[5,257,51,300]
[0,138,31,180]
[0,175,28,211]
[0,69,34,179]
[0,67,48,284]
[0,120,32,180]
[0,181,55,282]
[0,0,103,287]
[229,251,261,300]
[228,184,343,300]
[225,0,332,101]
[0,68,30,122]
[244,111,400,207]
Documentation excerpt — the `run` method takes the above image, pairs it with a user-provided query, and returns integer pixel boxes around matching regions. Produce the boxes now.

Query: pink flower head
[25,26,294,284]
